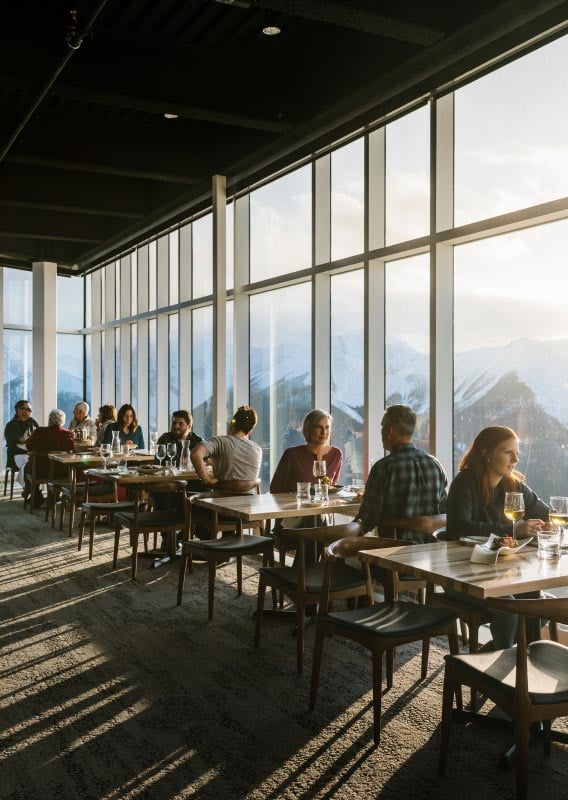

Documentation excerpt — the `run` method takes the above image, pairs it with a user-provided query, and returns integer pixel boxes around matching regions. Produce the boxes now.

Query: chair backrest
[213,479,261,495]
[377,514,447,541]
[319,534,404,612]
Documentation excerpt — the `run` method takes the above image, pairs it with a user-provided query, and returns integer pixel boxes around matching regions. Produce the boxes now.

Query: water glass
[537,530,560,561]
[296,482,311,503]
[313,483,329,505]
[117,457,128,473]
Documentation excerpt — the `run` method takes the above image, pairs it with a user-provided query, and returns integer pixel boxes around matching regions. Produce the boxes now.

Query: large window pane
[454,222,568,498]
[149,240,157,310]
[57,276,84,329]
[3,330,32,425]
[192,307,213,439]
[85,334,91,408]
[331,270,364,484]
[385,254,430,452]
[385,105,430,244]
[4,269,32,326]
[130,324,137,409]
[169,230,179,305]
[169,313,179,415]
[115,327,121,402]
[250,166,311,282]
[193,214,213,298]
[148,319,157,433]
[226,300,233,421]
[57,334,83,421]
[331,138,364,260]
[455,34,568,226]
[250,284,312,489]
[130,250,138,315]
[226,201,234,292]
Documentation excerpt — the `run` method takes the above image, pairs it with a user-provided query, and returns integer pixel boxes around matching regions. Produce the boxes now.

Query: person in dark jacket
[4,399,39,470]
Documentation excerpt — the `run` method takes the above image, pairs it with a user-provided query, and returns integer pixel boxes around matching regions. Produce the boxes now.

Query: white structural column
[313,154,331,411]
[212,174,227,435]
[104,263,116,405]
[233,194,250,409]
[366,129,386,472]
[136,246,149,429]
[433,93,455,471]
[179,223,193,407]
[119,254,131,408]
[32,261,58,424]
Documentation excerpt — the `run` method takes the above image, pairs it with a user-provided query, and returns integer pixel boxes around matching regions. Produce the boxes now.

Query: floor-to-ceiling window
[77,25,568,503]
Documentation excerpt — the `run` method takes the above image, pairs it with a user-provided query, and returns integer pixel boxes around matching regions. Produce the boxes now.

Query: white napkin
[470,533,533,564]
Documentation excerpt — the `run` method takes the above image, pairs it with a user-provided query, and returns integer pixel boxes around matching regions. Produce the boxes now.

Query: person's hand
[201,475,218,486]
[515,519,547,538]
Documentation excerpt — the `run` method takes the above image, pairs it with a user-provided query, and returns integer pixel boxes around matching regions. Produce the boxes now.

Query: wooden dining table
[49,450,156,536]
[358,539,568,600]
[190,490,362,526]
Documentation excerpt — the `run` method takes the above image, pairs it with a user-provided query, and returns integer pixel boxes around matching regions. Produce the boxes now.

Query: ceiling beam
[249,0,444,46]
[6,155,203,185]
[0,199,143,220]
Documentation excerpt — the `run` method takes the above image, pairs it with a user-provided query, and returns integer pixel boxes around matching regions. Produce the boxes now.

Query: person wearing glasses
[4,400,39,472]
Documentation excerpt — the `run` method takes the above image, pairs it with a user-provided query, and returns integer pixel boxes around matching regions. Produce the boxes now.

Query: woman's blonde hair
[302,409,332,443]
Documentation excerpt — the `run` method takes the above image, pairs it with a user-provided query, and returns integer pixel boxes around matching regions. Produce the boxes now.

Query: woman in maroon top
[270,409,342,493]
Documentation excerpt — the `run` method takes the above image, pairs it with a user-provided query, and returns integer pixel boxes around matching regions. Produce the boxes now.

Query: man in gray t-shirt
[190,406,262,486]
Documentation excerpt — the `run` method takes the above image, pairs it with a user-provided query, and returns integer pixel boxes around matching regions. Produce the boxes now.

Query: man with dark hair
[355,404,447,543]
[191,405,261,486]
[4,400,39,470]
[157,410,203,466]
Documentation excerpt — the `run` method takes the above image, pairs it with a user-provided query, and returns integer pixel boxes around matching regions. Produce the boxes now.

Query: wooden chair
[374,514,447,603]
[23,453,50,513]
[255,521,367,674]
[3,465,18,499]
[310,535,460,746]
[439,596,568,800]
[78,489,137,560]
[112,480,190,579]
[177,480,270,620]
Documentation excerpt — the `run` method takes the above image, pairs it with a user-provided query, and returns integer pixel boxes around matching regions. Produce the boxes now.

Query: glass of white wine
[549,496,568,550]
[313,460,326,485]
[99,443,112,473]
[504,492,525,539]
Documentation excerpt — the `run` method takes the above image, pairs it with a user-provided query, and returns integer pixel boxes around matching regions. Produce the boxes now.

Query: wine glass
[156,443,166,470]
[549,496,568,550]
[504,492,525,539]
[166,442,177,470]
[99,443,112,472]
[313,460,326,485]
[149,431,158,454]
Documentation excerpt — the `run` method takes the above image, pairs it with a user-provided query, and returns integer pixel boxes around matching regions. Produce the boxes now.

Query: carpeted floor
[1,494,568,800]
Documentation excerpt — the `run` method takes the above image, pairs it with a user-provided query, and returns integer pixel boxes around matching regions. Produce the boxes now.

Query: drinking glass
[504,492,525,539]
[99,443,112,472]
[149,431,158,454]
[549,496,568,550]
[156,444,166,469]
[313,460,326,485]
[166,442,177,469]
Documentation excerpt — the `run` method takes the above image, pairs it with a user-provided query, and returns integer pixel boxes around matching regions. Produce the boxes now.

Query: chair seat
[324,601,458,638]
[183,534,273,555]
[82,500,136,512]
[114,510,184,527]
[445,639,568,704]
[259,561,364,595]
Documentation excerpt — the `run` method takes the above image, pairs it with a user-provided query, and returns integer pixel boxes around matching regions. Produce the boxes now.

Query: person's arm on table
[190,443,217,485]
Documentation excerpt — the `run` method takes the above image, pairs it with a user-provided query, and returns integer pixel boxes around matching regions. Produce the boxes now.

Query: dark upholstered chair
[177,480,270,620]
[113,481,190,579]
[309,535,459,746]
[255,521,367,674]
[439,596,568,800]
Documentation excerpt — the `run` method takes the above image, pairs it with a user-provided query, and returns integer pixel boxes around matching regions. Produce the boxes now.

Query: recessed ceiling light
[262,24,281,36]
[164,113,179,119]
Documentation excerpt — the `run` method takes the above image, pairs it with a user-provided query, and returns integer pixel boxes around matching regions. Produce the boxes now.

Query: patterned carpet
[1,494,568,800]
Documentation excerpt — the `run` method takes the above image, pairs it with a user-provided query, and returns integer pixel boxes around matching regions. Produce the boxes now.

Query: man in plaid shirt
[356,405,447,543]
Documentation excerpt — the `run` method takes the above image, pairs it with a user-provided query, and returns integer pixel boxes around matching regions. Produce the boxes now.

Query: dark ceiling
[1,0,568,274]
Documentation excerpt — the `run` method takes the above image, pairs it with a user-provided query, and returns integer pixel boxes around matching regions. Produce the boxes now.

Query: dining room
[3,1,568,798]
